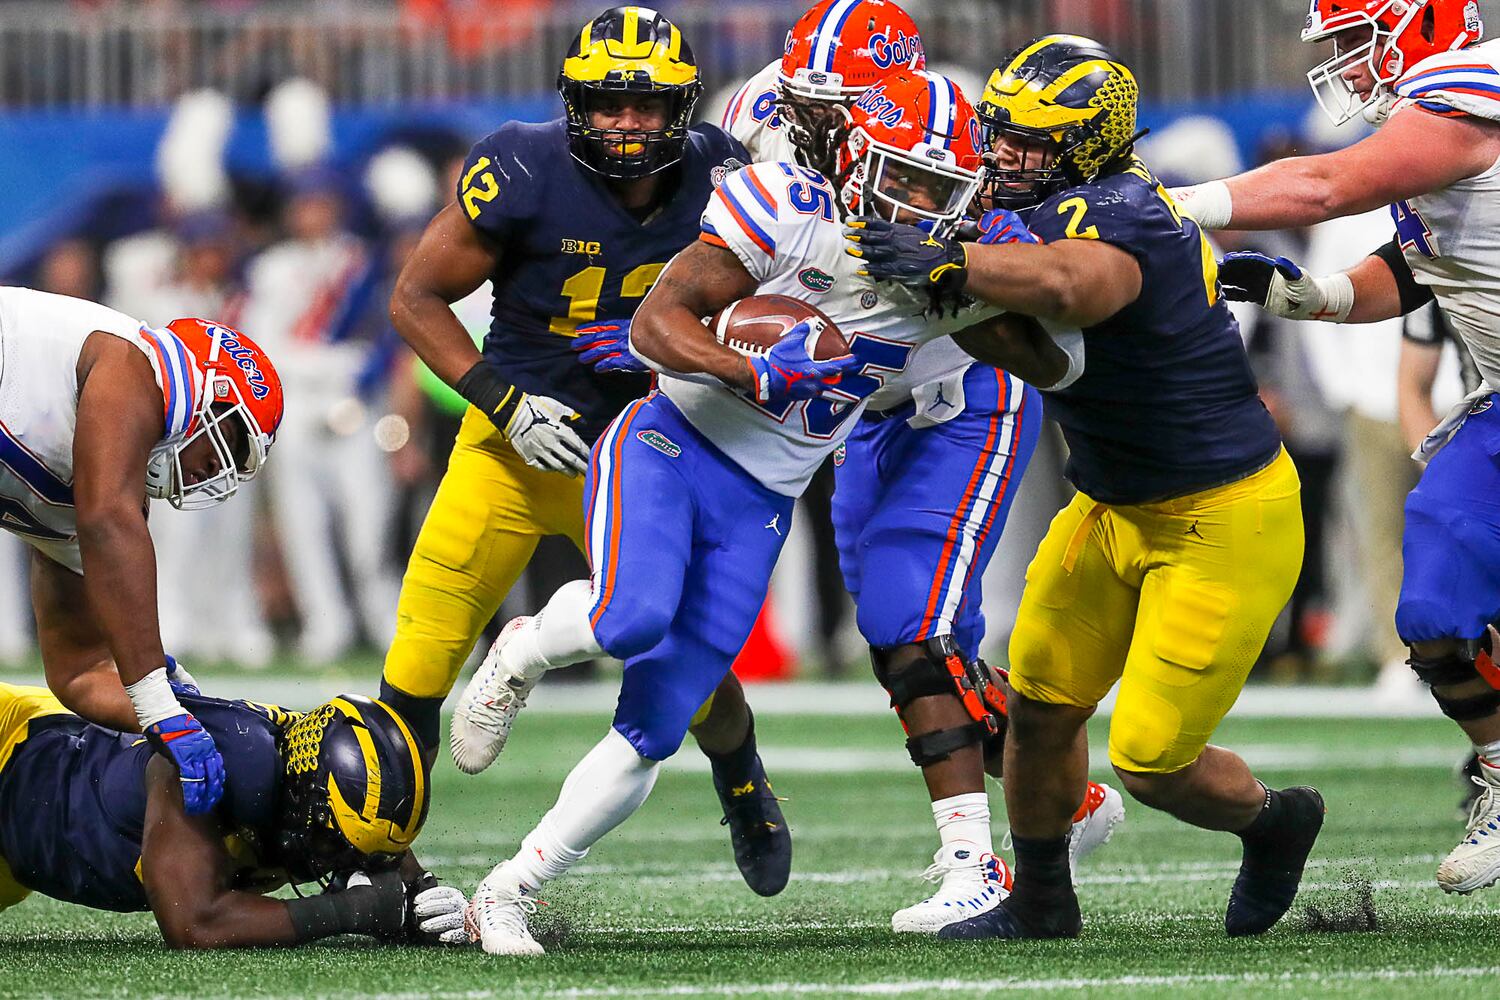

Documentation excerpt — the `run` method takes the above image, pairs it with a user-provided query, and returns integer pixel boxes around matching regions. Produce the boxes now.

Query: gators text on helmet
[839,69,984,235]
[144,318,284,511]
[778,0,926,177]
[975,34,1141,212]
[558,5,703,180]
[1304,0,1484,125]
[276,695,429,883]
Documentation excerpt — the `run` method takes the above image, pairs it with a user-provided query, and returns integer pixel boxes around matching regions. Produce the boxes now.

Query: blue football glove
[163,654,200,696]
[746,319,861,405]
[974,208,1041,246]
[573,320,649,374]
[146,713,226,815]
[1216,251,1303,306]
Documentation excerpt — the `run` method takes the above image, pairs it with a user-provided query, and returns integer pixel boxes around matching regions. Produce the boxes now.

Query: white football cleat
[1069,781,1125,871]
[1438,766,1500,894]
[451,617,539,775]
[465,864,545,956]
[891,842,1013,934]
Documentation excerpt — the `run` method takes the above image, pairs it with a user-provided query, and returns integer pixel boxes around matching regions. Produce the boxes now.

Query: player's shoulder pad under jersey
[1027,160,1179,262]
[178,694,282,830]
[700,161,835,279]
[721,61,784,146]
[1394,39,1500,122]
[457,120,552,238]
[685,121,753,174]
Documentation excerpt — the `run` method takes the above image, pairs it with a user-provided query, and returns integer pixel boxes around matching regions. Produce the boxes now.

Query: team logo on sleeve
[798,267,836,293]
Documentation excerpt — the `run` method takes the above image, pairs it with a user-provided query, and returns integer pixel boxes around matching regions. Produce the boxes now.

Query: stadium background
[0,0,1482,692]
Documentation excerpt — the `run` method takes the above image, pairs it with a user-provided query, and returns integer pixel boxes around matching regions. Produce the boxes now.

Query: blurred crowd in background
[0,0,1483,693]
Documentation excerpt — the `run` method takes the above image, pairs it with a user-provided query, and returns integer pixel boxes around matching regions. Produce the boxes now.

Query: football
[706,294,850,360]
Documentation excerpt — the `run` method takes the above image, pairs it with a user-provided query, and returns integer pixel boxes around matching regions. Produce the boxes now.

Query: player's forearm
[1179,157,1370,233]
[633,288,756,393]
[156,890,298,950]
[962,243,1134,328]
[75,504,166,687]
[389,277,486,388]
[1343,255,1407,323]
[1397,341,1443,452]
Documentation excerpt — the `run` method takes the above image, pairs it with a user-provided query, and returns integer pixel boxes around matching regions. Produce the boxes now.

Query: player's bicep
[648,240,759,320]
[1329,109,1500,208]
[73,341,162,519]
[140,756,230,936]
[1046,239,1142,327]
[396,203,499,307]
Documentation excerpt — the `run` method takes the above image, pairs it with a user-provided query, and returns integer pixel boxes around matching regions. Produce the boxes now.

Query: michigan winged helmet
[975,34,1141,210]
[276,695,429,882]
[558,5,704,179]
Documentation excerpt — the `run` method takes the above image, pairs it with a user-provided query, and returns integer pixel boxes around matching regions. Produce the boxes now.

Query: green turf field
[2,709,1496,999]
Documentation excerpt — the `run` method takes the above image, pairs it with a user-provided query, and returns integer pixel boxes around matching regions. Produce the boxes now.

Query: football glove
[746,319,860,405]
[845,218,969,315]
[163,654,200,696]
[505,393,592,477]
[973,208,1042,246]
[1217,251,1354,322]
[145,713,226,815]
[573,320,649,375]
[407,871,469,945]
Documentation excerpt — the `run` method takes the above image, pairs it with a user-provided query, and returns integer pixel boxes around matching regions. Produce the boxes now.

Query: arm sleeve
[455,128,533,243]
[1371,237,1437,316]
[699,163,785,282]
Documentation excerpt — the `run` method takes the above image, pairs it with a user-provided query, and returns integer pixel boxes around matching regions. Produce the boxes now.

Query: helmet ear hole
[1421,5,1436,43]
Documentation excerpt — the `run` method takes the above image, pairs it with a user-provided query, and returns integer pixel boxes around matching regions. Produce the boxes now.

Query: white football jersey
[721,61,798,167]
[1391,40,1500,390]
[0,287,198,572]
[659,162,997,496]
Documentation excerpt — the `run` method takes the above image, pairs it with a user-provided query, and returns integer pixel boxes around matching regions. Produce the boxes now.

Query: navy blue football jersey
[458,118,749,443]
[0,696,287,912]
[1021,160,1282,504]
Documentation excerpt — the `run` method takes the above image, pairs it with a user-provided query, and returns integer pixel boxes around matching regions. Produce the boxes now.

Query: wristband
[1172,180,1233,230]
[455,361,523,432]
[124,667,184,729]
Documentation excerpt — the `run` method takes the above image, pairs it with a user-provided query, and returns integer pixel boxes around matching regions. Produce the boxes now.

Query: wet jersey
[0,692,288,912]
[668,161,998,495]
[1021,161,1281,504]
[458,119,750,443]
[1390,40,1500,392]
[0,287,200,572]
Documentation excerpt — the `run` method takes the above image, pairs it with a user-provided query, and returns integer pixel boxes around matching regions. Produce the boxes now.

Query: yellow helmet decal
[324,697,426,856]
[562,6,695,87]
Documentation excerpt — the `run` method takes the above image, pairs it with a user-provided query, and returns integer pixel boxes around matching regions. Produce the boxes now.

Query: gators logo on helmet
[975,34,1140,211]
[557,6,703,180]
[276,694,429,883]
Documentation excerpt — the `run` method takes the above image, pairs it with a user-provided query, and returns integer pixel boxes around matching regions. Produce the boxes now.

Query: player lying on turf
[0,683,464,948]
[454,69,1049,955]
[576,0,1124,936]
[1171,0,1500,896]
[0,286,282,817]
[846,35,1324,939]
[387,6,790,896]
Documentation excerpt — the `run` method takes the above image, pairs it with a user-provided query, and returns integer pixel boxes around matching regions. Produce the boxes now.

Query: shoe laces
[1463,775,1500,845]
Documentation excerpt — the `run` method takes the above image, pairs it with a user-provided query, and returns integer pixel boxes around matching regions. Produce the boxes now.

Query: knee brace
[1410,633,1500,721]
[871,636,1000,768]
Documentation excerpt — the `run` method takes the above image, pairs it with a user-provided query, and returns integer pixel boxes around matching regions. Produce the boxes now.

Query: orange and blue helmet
[839,69,983,234]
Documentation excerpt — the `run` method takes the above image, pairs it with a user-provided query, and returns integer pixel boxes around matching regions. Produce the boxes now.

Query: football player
[383,6,790,897]
[0,286,282,817]
[1171,0,1500,895]
[578,0,1124,935]
[457,70,1028,955]
[0,683,466,948]
[847,35,1324,940]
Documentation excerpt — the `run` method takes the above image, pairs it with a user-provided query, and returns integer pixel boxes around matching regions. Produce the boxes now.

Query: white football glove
[1217,251,1355,323]
[410,875,469,946]
[505,392,591,477]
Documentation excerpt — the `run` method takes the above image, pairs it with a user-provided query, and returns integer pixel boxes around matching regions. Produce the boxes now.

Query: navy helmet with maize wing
[975,34,1141,210]
[275,695,429,883]
[558,6,704,179]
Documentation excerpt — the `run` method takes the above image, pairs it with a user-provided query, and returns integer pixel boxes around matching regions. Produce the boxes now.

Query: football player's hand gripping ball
[746,318,860,405]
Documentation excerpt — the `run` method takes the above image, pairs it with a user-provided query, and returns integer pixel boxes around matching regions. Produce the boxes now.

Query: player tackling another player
[1172,0,1500,896]
[0,286,282,817]
[848,34,1325,939]
[577,0,1124,935]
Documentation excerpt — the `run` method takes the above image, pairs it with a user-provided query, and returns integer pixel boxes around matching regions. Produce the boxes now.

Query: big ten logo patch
[562,239,604,256]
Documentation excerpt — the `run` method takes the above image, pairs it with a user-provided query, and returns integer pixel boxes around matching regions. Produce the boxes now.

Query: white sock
[932,791,993,857]
[505,580,604,683]
[507,729,660,890]
[1475,739,1500,782]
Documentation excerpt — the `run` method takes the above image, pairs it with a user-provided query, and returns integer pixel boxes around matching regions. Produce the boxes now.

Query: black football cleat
[712,754,791,897]
[1225,785,1325,937]
[938,892,1082,941]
